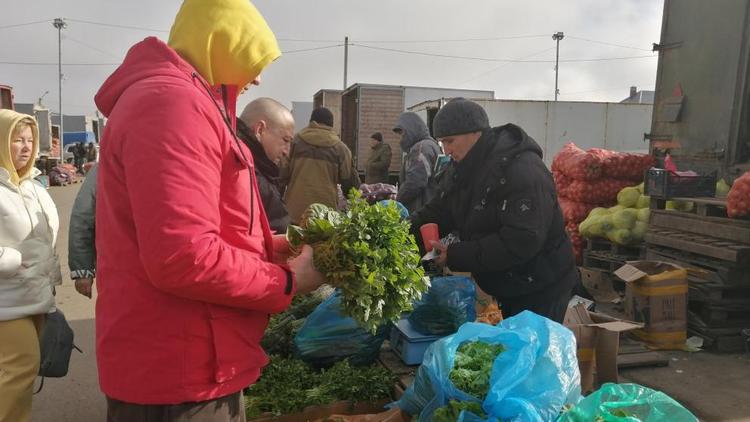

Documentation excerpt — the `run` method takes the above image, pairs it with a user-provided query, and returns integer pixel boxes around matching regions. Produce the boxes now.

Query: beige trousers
[0,315,44,422]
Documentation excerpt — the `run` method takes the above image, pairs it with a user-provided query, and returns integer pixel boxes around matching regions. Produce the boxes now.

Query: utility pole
[552,31,564,101]
[343,36,349,90]
[53,17,66,161]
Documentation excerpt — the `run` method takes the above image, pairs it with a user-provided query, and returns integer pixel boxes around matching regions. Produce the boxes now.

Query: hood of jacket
[0,109,40,186]
[297,122,340,147]
[168,0,280,90]
[394,112,433,152]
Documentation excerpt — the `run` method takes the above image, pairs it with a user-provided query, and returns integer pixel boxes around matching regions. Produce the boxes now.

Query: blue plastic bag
[397,311,581,422]
[408,276,476,335]
[293,290,387,368]
[557,383,698,422]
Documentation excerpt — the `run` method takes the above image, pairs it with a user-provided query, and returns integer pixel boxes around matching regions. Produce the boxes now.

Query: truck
[0,85,14,110]
[408,98,653,167]
[648,0,750,177]
[339,83,494,176]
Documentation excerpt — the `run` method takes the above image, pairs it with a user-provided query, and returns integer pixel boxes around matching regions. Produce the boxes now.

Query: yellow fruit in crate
[637,208,650,222]
[617,187,641,208]
[636,194,650,209]
[612,208,638,230]
[632,221,648,242]
[608,205,626,214]
[607,228,634,245]
[636,182,645,194]
[716,179,731,197]
[589,207,609,218]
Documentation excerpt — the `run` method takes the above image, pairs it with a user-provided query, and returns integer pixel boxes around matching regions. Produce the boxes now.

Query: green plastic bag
[558,383,697,422]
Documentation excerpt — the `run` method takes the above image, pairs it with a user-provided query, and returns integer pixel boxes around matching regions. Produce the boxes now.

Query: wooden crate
[585,238,643,258]
[645,228,750,264]
[650,196,731,217]
[645,246,750,285]
[649,209,750,245]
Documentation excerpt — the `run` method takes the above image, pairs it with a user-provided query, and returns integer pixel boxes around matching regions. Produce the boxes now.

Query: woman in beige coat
[0,110,62,422]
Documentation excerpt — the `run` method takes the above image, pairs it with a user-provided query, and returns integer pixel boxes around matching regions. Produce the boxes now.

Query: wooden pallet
[585,238,643,258]
[645,228,750,263]
[649,209,750,245]
[688,320,750,353]
[650,196,731,217]
[688,302,750,327]
[646,246,750,284]
[582,252,630,274]
[689,280,750,303]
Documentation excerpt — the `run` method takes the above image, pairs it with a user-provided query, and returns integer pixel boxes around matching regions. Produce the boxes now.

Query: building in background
[621,86,655,104]
[291,101,314,133]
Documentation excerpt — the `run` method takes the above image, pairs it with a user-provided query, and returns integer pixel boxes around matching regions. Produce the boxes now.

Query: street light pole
[552,31,564,101]
[343,36,349,90]
[53,17,66,161]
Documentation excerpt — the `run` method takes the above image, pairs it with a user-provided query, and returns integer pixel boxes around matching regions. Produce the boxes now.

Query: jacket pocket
[207,307,267,384]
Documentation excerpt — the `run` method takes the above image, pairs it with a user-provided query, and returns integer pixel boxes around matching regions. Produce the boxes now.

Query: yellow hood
[168,0,281,89]
[0,109,39,186]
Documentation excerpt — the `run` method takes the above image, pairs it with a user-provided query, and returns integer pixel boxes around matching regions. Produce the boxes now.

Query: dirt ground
[30,182,750,422]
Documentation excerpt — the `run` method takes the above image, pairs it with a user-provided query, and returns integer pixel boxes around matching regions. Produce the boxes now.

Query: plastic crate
[644,168,716,199]
[389,318,443,366]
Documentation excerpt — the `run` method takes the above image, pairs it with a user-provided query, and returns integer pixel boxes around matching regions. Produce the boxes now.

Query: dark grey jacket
[394,112,441,214]
[68,164,97,279]
[411,124,576,305]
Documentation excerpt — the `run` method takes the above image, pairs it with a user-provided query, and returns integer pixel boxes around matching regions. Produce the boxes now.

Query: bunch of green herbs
[288,191,429,333]
[432,399,487,422]
[260,291,327,357]
[244,357,396,419]
[448,341,506,400]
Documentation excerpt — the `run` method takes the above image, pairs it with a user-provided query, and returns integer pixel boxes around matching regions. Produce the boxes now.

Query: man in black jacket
[237,97,295,233]
[410,98,576,323]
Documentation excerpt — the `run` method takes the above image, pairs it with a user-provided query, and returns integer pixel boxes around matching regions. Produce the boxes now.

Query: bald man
[237,97,295,233]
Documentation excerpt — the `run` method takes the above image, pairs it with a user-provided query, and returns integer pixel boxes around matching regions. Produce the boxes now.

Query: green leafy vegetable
[288,191,429,333]
[448,341,506,400]
[244,357,396,419]
[432,400,486,422]
[260,291,327,357]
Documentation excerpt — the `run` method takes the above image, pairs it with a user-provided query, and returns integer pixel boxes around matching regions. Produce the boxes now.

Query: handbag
[35,310,82,393]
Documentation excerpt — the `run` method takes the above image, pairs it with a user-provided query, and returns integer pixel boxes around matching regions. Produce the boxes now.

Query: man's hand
[430,241,449,268]
[287,245,325,295]
[271,234,292,265]
[74,277,94,299]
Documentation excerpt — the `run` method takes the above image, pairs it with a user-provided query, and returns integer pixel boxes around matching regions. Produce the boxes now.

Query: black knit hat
[370,132,383,142]
[310,107,334,127]
[432,98,490,138]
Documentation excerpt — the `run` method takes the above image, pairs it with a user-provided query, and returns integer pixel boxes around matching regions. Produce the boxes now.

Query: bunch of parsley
[448,341,506,400]
[288,191,429,333]
[433,400,487,421]
[244,357,395,419]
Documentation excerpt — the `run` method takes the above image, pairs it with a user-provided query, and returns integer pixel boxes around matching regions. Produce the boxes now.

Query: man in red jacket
[93,0,324,420]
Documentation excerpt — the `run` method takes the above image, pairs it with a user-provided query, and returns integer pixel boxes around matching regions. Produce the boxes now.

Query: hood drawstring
[192,72,256,235]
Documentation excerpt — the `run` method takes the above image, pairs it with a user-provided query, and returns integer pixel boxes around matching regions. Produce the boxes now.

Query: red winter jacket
[93,37,293,404]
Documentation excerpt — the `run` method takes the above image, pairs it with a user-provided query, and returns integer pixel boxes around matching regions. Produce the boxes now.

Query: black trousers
[497,278,575,323]
[106,392,244,422]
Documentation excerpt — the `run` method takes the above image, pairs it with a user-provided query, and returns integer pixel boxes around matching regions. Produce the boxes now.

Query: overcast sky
[1,0,663,117]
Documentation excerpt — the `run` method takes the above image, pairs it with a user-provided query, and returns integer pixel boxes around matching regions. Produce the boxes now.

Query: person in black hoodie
[410,98,576,323]
[237,97,295,233]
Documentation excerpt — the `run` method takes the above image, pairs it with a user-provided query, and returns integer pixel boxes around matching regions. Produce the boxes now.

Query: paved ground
[31,181,750,422]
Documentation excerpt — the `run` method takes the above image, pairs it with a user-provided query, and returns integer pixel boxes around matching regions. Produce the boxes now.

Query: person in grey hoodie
[393,112,441,214]
[69,163,97,298]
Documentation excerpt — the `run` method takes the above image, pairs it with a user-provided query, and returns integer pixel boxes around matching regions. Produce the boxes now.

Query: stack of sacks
[552,143,655,262]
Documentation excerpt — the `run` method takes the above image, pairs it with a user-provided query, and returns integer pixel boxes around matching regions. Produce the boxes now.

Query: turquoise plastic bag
[397,311,581,421]
[409,276,477,335]
[558,383,698,422]
[293,290,387,368]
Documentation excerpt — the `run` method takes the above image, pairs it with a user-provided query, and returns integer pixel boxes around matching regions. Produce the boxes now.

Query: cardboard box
[250,399,391,422]
[579,267,622,303]
[615,261,688,350]
[564,304,642,393]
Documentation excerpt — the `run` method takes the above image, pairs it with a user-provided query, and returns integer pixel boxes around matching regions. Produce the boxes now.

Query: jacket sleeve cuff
[446,241,474,272]
[71,269,96,280]
[279,264,296,296]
